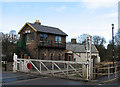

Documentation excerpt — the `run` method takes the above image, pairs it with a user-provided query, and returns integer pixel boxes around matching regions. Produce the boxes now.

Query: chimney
[71,38,77,44]
[34,20,41,25]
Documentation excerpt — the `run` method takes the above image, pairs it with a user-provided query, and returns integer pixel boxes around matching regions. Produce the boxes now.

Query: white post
[67,62,69,76]
[40,61,41,73]
[86,35,92,80]
[21,60,24,71]
[52,62,54,75]
[13,53,18,72]
[86,63,89,80]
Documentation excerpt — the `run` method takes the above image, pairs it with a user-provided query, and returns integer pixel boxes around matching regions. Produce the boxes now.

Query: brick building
[18,20,68,60]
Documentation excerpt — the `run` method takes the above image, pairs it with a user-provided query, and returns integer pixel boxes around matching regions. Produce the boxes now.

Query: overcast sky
[0,0,119,45]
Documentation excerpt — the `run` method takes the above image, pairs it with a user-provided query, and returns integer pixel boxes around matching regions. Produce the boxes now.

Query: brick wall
[20,24,66,60]
[39,48,65,60]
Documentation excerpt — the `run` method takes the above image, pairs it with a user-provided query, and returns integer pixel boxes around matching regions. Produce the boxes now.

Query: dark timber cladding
[18,20,68,60]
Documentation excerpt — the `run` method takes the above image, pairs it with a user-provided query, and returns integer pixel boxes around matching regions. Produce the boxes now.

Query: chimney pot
[34,20,41,25]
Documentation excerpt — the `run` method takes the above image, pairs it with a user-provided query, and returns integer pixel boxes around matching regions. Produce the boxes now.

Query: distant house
[66,39,100,64]
[18,20,68,60]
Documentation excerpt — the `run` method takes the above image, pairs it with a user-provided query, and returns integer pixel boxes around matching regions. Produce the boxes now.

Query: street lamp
[112,24,115,72]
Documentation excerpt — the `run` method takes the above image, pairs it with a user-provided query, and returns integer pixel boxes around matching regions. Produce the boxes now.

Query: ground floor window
[41,52,46,60]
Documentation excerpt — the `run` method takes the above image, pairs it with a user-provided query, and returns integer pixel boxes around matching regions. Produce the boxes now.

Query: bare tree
[92,35,106,45]
[78,33,89,44]
[2,30,19,62]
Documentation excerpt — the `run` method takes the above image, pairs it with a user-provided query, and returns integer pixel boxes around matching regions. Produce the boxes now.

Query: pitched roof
[66,43,98,53]
[28,23,68,36]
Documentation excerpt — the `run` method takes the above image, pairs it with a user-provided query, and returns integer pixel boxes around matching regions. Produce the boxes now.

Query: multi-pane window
[55,36,61,43]
[40,34,48,41]
[26,33,34,41]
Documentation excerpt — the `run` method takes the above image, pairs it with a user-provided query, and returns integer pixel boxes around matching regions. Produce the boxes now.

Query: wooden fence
[93,63,120,80]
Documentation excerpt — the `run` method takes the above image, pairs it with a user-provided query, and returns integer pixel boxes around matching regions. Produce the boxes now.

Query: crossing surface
[1,71,120,86]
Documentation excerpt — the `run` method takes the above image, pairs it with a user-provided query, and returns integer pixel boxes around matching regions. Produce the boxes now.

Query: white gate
[13,53,93,81]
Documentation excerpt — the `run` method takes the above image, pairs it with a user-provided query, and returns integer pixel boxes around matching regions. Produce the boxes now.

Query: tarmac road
[1,71,120,86]
[2,71,86,85]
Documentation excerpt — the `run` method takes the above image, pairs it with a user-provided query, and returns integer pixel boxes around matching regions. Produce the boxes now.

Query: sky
[0,0,119,45]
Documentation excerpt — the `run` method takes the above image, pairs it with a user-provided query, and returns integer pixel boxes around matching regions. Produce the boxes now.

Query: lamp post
[112,24,115,72]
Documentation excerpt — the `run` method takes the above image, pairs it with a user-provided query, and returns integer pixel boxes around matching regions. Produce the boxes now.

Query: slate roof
[66,43,98,53]
[28,23,68,36]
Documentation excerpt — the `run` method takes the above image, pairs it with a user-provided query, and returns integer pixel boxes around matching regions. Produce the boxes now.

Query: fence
[13,53,93,81]
[93,63,120,80]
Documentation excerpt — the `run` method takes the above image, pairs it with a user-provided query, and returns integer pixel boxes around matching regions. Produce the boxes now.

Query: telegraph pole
[112,24,115,72]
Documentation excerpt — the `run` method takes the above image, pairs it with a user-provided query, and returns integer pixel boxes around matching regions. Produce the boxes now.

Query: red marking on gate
[27,63,31,69]
[26,61,29,63]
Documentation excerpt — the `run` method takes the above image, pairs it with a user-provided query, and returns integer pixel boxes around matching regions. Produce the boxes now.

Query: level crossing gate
[13,53,93,81]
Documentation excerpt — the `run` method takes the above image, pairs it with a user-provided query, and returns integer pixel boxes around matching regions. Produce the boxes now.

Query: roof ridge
[29,23,59,29]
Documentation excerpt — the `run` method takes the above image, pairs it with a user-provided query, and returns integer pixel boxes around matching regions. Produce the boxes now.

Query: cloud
[107,12,118,18]
[82,0,119,9]
[48,6,67,13]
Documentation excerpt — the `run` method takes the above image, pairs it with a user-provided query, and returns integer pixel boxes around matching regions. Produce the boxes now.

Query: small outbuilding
[66,39,100,64]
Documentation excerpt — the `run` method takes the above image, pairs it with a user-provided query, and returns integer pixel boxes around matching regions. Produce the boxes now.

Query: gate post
[115,65,117,78]
[82,64,86,80]
[13,53,18,72]
[86,63,89,81]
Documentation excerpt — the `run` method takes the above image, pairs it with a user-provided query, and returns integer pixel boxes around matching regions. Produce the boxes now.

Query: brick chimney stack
[71,38,77,44]
[34,20,41,25]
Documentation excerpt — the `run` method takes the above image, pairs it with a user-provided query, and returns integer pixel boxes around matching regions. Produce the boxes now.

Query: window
[55,36,61,43]
[26,33,34,41]
[40,34,48,41]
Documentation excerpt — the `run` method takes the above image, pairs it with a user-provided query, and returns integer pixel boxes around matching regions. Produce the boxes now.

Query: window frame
[40,34,48,41]
[26,32,34,41]
[55,36,61,43]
